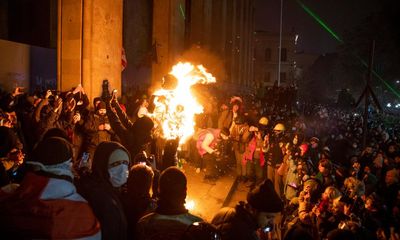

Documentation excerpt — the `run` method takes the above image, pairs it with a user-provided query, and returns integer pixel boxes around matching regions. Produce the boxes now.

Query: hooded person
[136,166,203,240]
[76,141,130,240]
[212,179,283,240]
[0,136,101,239]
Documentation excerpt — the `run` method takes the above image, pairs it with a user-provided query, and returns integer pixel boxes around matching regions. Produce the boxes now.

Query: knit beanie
[158,166,187,202]
[247,179,283,213]
[32,137,72,165]
[108,149,130,166]
[96,101,106,111]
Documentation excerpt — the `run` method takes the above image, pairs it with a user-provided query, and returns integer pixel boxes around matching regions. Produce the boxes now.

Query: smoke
[177,45,226,83]
[177,45,225,106]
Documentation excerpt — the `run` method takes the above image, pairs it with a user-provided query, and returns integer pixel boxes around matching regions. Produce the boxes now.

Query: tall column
[123,0,153,92]
[152,0,185,87]
[58,0,123,101]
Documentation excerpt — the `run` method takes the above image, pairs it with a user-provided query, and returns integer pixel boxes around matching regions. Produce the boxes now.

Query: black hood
[91,141,131,181]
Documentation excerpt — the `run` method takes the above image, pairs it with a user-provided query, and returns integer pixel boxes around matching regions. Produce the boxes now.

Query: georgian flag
[121,47,127,71]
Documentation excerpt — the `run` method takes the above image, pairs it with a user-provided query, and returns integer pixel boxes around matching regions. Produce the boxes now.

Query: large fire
[151,62,216,145]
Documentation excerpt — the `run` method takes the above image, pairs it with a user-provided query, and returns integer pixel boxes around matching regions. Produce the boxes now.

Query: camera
[102,79,111,101]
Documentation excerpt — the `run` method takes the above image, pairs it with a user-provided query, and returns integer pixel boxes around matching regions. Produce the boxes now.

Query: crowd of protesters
[0,82,399,240]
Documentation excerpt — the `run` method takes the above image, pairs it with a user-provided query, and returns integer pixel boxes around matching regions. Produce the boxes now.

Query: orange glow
[185,198,196,211]
[151,62,216,145]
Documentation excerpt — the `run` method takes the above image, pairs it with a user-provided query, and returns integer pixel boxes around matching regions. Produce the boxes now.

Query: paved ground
[183,162,250,221]
[184,162,284,239]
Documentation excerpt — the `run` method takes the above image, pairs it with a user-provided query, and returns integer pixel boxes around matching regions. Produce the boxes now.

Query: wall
[0,39,30,92]
[30,45,57,92]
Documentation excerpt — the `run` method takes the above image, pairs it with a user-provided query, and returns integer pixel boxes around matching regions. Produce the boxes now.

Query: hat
[159,167,187,201]
[96,101,106,110]
[0,126,21,158]
[273,123,285,131]
[42,128,71,143]
[247,179,283,213]
[258,117,269,126]
[32,137,72,165]
[93,97,101,108]
[310,137,319,143]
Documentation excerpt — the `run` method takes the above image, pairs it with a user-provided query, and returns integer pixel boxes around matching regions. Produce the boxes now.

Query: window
[280,72,286,82]
[281,48,287,62]
[264,72,271,82]
[265,48,271,61]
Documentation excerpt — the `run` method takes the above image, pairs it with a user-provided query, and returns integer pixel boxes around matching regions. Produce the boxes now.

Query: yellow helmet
[258,117,269,126]
[273,123,285,131]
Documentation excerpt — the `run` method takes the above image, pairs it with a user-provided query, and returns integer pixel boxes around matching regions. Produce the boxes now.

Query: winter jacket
[106,101,154,158]
[136,210,202,240]
[212,201,259,240]
[76,141,129,240]
[0,172,101,239]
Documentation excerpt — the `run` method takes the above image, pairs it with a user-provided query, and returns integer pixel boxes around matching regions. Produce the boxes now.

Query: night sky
[255,0,380,54]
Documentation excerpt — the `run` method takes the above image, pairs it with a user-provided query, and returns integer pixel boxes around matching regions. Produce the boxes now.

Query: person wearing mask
[76,141,130,240]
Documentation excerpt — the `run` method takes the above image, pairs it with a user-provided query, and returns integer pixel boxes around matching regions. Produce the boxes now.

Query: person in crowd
[122,163,157,239]
[136,166,203,239]
[315,158,336,189]
[0,136,101,239]
[230,115,251,182]
[212,179,283,240]
[243,117,270,187]
[0,126,24,186]
[267,123,286,197]
[76,141,130,240]
[105,91,154,159]
[307,137,321,172]
[196,128,230,184]
[136,97,150,119]
[378,168,400,216]
[218,97,242,130]
[82,100,117,168]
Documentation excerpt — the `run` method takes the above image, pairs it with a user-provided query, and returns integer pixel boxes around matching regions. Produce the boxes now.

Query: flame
[152,62,216,145]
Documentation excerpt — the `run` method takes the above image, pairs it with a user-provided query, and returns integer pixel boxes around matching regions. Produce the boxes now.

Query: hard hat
[258,117,269,126]
[273,123,285,131]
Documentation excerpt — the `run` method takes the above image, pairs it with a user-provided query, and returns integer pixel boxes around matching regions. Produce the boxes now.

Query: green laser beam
[296,0,343,43]
[296,0,400,99]
[179,4,185,20]
[356,56,400,98]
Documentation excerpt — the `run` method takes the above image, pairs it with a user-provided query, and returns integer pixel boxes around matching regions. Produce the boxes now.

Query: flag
[121,47,127,71]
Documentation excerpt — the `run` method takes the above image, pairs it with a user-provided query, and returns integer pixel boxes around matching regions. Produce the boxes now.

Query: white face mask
[108,164,129,187]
